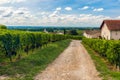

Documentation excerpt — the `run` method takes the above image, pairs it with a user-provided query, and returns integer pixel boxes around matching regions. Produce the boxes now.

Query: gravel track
[35,40,101,80]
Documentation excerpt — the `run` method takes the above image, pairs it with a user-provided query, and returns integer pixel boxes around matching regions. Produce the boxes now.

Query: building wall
[111,31,120,40]
[88,35,92,38]
[83,32,88,38]
[101,23,111,40]
[83,32,92,38]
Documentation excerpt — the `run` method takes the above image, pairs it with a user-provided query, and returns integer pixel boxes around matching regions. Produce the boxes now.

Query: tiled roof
[84,30,100,35]
[84,30,101,37]
[100,20,120,30]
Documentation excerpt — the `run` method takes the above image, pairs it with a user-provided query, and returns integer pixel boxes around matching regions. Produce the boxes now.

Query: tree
[0,24,7,29]
[70,29,78,35]
[63,29,66,35]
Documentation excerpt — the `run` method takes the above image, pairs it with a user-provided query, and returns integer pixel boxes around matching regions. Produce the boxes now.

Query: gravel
[35,40,102,80]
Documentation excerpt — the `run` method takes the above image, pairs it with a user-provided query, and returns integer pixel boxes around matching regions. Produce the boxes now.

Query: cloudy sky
[0,0,120,27]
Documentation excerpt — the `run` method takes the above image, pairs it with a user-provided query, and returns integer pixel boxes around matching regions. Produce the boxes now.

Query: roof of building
[84,30,101,37]
[84,30,100,35]
[100,20,120,30]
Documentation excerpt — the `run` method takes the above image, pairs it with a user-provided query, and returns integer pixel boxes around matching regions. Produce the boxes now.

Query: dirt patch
[0,75,9,80]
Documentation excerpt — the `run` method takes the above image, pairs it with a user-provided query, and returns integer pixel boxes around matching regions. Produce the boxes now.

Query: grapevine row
[82,38,120,68]
[0,29,82,61]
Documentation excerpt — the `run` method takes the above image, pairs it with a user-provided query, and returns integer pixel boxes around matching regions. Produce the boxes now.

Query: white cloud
[116,16,120,19]
[0,7,30,18]
[0,7,14,17]
[56,7,62,11]
[40,12,49,15]
[77,14,110,26]
[35,12,111,26]
[65,7,72,11]
[15,0,26,3]
[0,6,118,27]
[0,0,26,4]
[0,7,36,25]
[93,8,104,12]
[49,11,59,17]
[14,7,33,19]
[81,6,89,10]
[14,7,29,14]
[0,8,112,26]
[49,7,62,17]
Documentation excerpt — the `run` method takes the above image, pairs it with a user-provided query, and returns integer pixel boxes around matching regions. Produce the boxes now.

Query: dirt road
[35,40,101,80]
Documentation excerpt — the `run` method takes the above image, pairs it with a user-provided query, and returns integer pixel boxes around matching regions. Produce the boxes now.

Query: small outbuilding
[100,20,120,40]
[83,30,101,38]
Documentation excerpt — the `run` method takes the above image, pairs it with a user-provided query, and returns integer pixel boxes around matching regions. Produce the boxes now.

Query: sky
[0,0,120,27]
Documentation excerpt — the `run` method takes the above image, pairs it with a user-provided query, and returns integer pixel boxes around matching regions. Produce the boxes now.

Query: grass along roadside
[0,39,71,80]
[82,43,120,80]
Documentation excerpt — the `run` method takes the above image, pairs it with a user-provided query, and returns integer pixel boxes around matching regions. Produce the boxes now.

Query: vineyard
[83,38,120,69]
[0,29,82,62]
